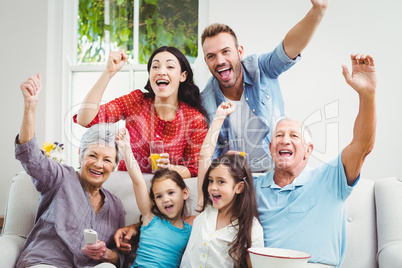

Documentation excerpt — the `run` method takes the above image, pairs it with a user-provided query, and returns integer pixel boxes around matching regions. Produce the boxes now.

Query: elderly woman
[15,73,125,268]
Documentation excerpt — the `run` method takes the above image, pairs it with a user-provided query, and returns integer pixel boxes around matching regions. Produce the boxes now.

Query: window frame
[49,0,209,166]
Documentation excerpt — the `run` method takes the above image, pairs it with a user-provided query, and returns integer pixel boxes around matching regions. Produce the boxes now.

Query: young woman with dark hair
[74,47,207,179]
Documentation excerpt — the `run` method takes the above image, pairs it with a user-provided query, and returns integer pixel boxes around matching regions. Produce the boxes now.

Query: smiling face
[149,51,187,104]
[79,144,117,188]
[202,32,244,90]
[269,120,313,174]
[152,178,189,222]
[207,164,244,215]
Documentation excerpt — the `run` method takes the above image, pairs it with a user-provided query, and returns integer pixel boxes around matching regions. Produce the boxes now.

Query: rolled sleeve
[259,40,301,78]
[276,40,301,64]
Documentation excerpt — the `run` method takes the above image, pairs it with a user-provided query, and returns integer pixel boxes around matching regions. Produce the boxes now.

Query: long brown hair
[201,154,259,267]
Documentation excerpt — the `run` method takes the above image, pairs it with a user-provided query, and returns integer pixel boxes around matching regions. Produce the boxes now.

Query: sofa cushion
[341,178,377,268]
[375,177,402,268]
[2,171,38,238]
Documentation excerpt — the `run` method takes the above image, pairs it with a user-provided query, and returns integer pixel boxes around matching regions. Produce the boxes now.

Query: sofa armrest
[0,235,26,267]
[375,177,402,268]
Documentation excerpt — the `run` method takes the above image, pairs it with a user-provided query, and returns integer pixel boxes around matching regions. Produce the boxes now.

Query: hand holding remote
[84,229,98,244]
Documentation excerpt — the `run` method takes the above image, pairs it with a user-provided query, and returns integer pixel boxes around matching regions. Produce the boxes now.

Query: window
[77,0,199,64]
[59,0,205,167]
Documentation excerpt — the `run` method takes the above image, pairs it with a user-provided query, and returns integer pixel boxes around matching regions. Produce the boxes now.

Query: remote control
[84,229,98,244]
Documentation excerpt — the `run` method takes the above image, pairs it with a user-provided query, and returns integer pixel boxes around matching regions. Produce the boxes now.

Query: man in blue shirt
[254,53,377,267]
[201,0,329,172]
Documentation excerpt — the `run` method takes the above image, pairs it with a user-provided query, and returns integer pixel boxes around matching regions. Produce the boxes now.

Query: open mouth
[279,150,293,157]
[217,67,231,79]
[156,79,170,88]
[89,169,103,175]
[211,194,221,203]
[165,205,174,212]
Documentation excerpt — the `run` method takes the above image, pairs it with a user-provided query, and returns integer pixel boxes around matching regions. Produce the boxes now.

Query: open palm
[342,54,377,95]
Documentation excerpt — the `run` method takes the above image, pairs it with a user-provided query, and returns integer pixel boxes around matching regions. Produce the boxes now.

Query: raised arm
[18,73,42,144]
[115,129,154,224]
[341,54,377,185]
[282,0,328,59]
[76,50,128,126]
[197,102,235,209]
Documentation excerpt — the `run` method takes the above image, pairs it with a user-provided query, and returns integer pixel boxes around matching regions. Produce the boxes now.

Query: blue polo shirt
[254,153,359,267]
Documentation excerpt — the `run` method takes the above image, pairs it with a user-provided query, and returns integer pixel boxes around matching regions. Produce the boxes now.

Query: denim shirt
[201,41,300,159]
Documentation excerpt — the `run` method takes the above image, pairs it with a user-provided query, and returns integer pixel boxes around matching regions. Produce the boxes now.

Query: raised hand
[215,101,235,118]
[311,0,329,9]
[115,128,131,154]
[342,54,377,96]
[20,73,42,106]
[105,49,129,76]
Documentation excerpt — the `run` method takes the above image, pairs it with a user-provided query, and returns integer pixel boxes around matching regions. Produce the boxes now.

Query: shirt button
[252,109,255,112]
[267,94,270,99]
[245,97,249,101]
[347,217,353,222]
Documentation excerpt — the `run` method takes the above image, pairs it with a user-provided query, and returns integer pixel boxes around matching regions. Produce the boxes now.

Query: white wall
[1,0,401,215]
[202,0,402,181]
[0,1,48,215]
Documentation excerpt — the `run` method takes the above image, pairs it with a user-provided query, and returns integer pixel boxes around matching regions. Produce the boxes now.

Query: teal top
[132,215,191,268]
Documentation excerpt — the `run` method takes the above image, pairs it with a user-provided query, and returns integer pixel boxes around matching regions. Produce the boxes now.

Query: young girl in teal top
[116,129,191,267]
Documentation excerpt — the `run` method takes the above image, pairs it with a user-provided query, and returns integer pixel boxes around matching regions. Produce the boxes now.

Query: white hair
[79,123,121,168]
[272,117,313,146]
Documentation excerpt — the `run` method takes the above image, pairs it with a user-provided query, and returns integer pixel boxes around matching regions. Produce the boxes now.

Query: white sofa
[0,171,401,268]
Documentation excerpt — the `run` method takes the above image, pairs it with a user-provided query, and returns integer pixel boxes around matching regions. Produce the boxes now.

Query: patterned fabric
[73,90,207,176]
[180,205,264,268]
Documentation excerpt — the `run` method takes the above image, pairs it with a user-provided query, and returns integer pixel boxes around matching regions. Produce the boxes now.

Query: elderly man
[254,53,377,267]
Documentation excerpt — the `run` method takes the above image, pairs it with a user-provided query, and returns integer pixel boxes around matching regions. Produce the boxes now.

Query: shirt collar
[261,167,311,189]
[242,63,253,86]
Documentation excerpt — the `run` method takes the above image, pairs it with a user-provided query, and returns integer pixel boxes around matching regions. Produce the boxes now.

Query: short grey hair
[79,124,121,168]
[272,117,313,146]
